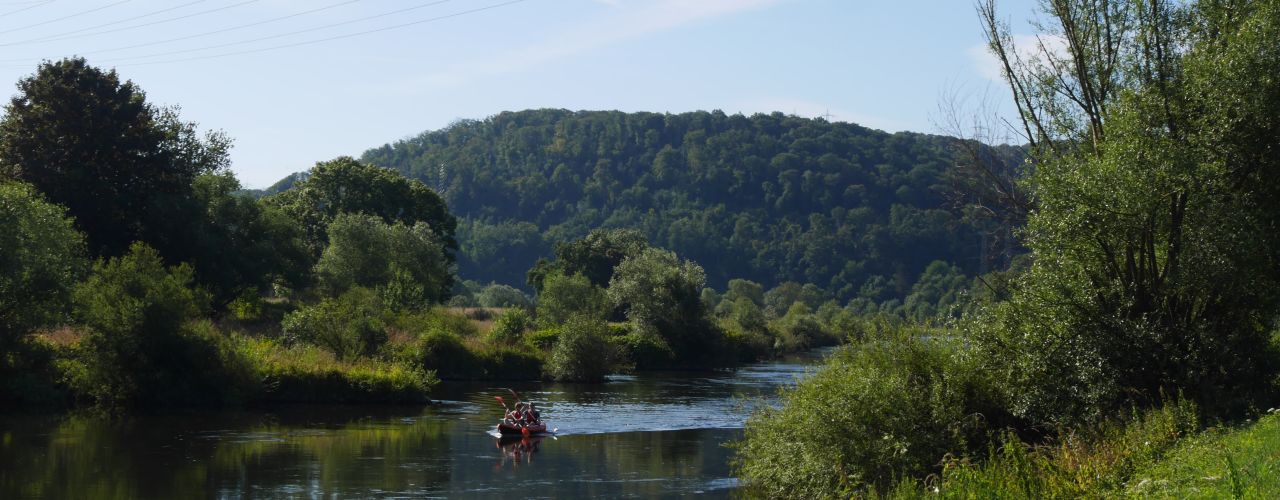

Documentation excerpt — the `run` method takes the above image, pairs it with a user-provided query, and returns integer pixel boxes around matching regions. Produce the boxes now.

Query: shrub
[545,315,626,382]
[475,283,532,308]
[891,400,1200,498]
[619,328,675,369]
[487,308,532,345]
[413,330,483,379]
[477,344,544,380]
[525,327,561,350]
[0,181,86,350]
[227,290,265,321]
[770,302,830,352]
[732,327,1010,497]
[65,244,253,409]
[281,287,386,360]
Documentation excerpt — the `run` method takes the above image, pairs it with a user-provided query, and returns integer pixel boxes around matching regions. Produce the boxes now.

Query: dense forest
[360,110,1023,305]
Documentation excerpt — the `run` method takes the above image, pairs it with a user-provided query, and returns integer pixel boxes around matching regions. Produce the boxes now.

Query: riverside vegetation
[0,58,982,413]
[732,0,1280,497]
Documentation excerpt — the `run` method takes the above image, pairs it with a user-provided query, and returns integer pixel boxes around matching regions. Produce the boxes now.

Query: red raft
[496,422,548,436]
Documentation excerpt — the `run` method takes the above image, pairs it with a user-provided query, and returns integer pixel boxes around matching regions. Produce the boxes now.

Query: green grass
[235,337,436,404]
[1125,411,1280,498]
[879,402,1280,499]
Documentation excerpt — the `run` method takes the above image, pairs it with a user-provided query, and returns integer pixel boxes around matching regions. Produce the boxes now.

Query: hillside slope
[361,109,1013,302]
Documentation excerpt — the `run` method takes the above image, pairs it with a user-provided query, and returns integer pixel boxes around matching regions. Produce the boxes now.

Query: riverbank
[0,348,826,498]
[881,404,1280,498]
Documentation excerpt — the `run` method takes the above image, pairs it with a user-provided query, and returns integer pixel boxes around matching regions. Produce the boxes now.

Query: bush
[0,182,86,352]
[281,287,387,360]
[770,302,830,352]
[892,400,1200,498]
[619,328,676,369]
[413,330,483,379]
[732,327,1011,497]
[65,244,249,409]
[525,327,561,350]
[545,315,626,382]
[477,344,544,380]
[487,308,532,345]
[475,283,532,308]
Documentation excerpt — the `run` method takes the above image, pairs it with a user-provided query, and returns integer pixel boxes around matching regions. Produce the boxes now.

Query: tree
[608,247,724,366]
[535,272,607,328]
[529,228,649,291]
[0,182,86,352]
[186,172,311,305]
[267,156,456,261]
[314,213,452,308]
[68,243,217,409]
[475,283,532,308]
[974,0,1280,423]
[0,58,229,258]
[545,315,625,382]
[281,287,386,360]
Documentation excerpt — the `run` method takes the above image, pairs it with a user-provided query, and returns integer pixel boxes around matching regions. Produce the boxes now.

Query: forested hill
[360,109,1002,302]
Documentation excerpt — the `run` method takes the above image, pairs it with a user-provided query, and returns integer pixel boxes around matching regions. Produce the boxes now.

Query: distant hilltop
[269,109,1024,305]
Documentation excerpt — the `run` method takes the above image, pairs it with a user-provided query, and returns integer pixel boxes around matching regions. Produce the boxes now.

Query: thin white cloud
[968,33,1068,82]
[388,0,786,93]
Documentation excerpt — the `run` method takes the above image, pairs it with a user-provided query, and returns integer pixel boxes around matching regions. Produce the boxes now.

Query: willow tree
[974,0,1280,423]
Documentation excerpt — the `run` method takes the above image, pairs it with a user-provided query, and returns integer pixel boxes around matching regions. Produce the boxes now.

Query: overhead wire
[0,0,205,46]
[3,0,260,47]
[100,0,452,62]
[114,0,527,67]
[0,1,130,35]
[72,0,364,56]
[0,0,52,18]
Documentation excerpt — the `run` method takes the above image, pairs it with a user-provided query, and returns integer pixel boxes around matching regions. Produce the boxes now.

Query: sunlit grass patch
[236,337,436,404]
[1126,411,1280,498]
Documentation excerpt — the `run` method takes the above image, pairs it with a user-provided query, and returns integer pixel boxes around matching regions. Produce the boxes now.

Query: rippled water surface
[0,349,830,499]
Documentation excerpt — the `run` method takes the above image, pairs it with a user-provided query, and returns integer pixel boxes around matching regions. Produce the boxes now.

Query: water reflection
[0,349,829,498]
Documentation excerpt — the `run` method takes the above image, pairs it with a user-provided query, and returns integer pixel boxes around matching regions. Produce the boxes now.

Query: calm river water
[0,349,830,499]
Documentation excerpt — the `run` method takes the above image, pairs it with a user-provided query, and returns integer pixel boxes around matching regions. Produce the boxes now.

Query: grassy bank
[881,402,1280,499]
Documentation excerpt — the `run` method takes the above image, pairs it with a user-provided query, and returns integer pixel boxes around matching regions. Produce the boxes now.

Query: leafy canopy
[0,181,86,350]
[0,57,229,258]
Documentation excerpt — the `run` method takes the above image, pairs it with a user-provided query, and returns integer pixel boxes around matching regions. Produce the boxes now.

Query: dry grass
[443,307,507,334]
[33,326,86,347]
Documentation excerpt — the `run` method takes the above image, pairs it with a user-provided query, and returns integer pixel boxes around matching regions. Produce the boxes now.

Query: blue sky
[0,0,1039,188]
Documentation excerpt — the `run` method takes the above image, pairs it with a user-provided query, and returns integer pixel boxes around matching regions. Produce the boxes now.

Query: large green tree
[975,0,1280,423]
[314,213,452,308]
[267,156,456,260]
[607,247,724,367]
[185,173,312,304]
[0,58,229,258]
[527,228,648,291]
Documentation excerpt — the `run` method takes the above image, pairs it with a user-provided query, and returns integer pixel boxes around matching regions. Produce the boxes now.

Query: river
[0,349,831,499]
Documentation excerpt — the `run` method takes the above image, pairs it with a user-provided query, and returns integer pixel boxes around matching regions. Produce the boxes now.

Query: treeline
[0,59,464,411]
[361,109,1024,307]
[1,58,915,412]
[732,0,1280,497]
